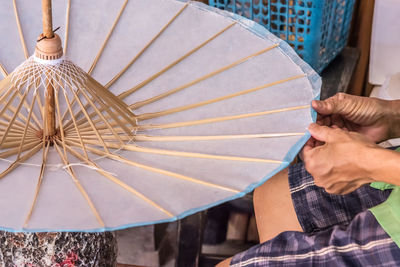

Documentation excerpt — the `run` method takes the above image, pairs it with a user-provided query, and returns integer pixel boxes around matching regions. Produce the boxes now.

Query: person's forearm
[367,146,400,186]
[387,99,400,139]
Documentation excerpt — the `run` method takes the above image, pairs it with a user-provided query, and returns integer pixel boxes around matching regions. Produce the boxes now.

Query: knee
[216,257,232,267]
[253,168,289,207]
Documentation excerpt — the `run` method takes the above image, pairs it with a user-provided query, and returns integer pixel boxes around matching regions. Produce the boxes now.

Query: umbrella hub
[35,129,63,146]
[35,33,63,61]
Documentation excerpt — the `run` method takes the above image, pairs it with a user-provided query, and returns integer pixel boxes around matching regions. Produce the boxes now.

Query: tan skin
[217,93,400,266]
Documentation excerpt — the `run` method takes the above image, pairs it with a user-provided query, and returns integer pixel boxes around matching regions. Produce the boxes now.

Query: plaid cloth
[230,163,400,266]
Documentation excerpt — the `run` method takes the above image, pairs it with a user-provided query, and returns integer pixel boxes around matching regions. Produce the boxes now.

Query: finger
[300,138,315,160]
[312,93,352,116]
[307,123,338,142]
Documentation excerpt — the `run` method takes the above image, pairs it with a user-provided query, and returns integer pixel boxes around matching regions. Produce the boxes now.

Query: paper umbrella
[0,0,320,232]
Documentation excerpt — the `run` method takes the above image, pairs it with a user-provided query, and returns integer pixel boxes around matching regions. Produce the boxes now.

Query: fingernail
[307,123,316,130]
[312,100,321,109]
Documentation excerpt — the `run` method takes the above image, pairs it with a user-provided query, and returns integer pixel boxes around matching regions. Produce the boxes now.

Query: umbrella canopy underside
[0,0,320,232]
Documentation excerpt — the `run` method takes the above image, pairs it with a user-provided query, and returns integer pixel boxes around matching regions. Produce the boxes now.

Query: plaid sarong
[230,163,400,266]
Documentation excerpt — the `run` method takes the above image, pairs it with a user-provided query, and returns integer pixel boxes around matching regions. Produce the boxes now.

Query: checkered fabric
[230,163,400,266]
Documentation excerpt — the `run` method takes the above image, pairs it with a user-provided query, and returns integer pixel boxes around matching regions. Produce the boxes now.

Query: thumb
[308,123,337,142]
[312,93,351,115]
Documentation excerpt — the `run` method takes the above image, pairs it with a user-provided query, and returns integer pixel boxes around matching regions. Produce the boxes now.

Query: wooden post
[42,0,56,138]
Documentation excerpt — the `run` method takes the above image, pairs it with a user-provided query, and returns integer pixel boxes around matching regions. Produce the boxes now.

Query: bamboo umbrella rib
[54,86,69,160]
[1,138,43,146]
[114,21,235,94]
[25,70,45,124]
[64,143,175,218]
[0,63,7,78]
[53,142,105,228]
[62,90,90,159]
[0,90,20,121]
[57,92,103,226]
[65,131,302,143]
[16,94,38,159]
[130,44,279,110]
[0,116,27,130]
[139,105,310,130]
[23,143,50,228]
[0,140,40,159]
[65,112,129,134]
[12,0,29,59]
[35,82,45,122]
[0,131,35,139]
[68,86,111,153]
[0,126,26,136]
[0,142,42,179]
[66,138,283,164]
[0,131,35,140]
[128,145,282,164]
[63,0,71,55]
[106,2,189,89]
[69,125,127,136]
[63,77,137,132]
[0,83,16,106]
[1,113,34,133]
[0,71,40,131]
[58,74,83,124]
[2,137,38,149]
[7,96,42,131]
[66,134,129,142]
[64,76,137,129]
[66,140,240,193]
[88,77,138,127]
[88,0,129,75]
[65,133,128,142]
[3,105,39,133]
[64,133,303,142]
[0,76,11,93]
[137,74,306,121]
[74,86,125,145]
[0,87,30,148]
[2,64,42,131]
[133,133,305,142]
[78,81,132,138]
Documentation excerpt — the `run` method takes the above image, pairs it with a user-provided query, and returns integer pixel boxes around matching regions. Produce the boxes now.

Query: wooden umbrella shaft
[44,78,56,137]
[42,0,56,137]
[42,0,54,38]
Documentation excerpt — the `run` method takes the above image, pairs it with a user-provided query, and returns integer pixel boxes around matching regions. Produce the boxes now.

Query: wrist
[387,100,400,139]
[365,147,400,185]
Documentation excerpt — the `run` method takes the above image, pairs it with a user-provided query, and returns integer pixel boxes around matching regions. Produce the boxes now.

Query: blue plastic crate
[208,0,355,73]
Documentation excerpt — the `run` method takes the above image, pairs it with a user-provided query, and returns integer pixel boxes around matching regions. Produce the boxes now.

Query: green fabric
[370,187,400,248]
[369,147,400,248]
[370,181,396,191]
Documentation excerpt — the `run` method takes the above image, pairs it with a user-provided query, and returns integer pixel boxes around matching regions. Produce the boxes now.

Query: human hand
[312,93,400,143]
[303,123,380,195]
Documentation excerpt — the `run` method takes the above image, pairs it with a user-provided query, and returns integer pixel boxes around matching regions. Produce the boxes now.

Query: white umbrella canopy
[0,0,320,232]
